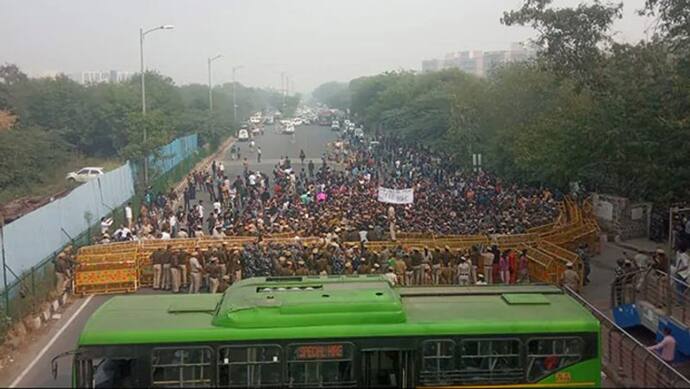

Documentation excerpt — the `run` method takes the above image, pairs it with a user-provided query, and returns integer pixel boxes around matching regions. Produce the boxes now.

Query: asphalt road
[220,123,340,180]
[0,124,340,388]
[0,124,638,387]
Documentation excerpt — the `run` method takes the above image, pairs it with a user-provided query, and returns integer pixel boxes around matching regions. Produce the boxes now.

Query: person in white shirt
[100,217,113,234]
[197,201,204,220]
[161,231,171,240]
[213,200,222,213]
[384,267,398,286]
[124,202,133,228]
[248,173,257,187]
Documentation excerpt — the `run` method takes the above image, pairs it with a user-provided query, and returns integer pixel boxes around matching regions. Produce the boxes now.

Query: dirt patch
[0,188,73,224]
[0,110,17,131]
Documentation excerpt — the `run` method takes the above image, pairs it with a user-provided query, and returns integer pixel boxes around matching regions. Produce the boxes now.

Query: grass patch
[0,154,123,205]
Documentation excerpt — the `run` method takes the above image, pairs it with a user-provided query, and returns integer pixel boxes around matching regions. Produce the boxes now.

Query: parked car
[282,125,295,134]
[238,129,250,141]
[293,118,303,126]
[66,167,104,183]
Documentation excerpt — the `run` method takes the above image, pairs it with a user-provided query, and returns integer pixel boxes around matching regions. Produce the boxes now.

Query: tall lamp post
[139,24,174,184]
[208,54,222,111]
[232,65,243,124]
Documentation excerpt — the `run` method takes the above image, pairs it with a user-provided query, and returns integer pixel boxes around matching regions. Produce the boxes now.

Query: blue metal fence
[147,133,198,177]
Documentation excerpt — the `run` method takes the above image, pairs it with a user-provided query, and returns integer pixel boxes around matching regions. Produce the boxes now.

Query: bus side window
[420,339,456,385]
[459,338,523,384]
[217,345,282,387]
[286,343,355,387]
[526,337,583,382]
[151,347,213,387]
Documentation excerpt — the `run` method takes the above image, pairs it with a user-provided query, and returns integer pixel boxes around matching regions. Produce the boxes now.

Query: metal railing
[566,287,690,388]
[611,269,690,326]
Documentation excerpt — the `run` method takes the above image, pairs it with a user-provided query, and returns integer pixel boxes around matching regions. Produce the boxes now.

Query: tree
[312,82,351,110]
[501,0,623,86]
[642,0,690,52]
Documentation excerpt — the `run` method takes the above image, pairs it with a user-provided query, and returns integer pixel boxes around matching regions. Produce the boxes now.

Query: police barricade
[491,233,540,250]
[523,246,560,284]
[77,241,139,255]
[74,252,138,295]
[74,198,600,293]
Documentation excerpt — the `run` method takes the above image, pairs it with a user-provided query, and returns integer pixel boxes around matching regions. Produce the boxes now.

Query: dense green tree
[312,81,351,110]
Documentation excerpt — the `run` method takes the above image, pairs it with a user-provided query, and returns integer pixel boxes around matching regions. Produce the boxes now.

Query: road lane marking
[10,294,94,388]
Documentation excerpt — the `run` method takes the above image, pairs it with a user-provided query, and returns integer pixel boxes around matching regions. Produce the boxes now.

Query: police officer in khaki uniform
[161,245,172,290]
[207,257,222,293]
[151,247,164,289]
[170,249,182,293]
[561,262,581,292]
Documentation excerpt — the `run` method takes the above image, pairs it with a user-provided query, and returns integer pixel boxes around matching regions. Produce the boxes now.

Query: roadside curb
[3,292,71,352]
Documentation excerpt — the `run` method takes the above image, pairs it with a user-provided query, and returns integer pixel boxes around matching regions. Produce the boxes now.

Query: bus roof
[78,276,599,346]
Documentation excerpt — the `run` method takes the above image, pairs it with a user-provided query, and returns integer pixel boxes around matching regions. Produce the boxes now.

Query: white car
[331,120,340,131]
[238,129,250,141]
[66,167,104,183]
[293,118,303,126]
[282,125,295,134]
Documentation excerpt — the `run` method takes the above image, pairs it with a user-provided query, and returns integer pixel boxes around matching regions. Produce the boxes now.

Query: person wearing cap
[457,257,472,286]
[54,252,69,296]
[151,247,164,290]
[561,262,581,293]
[206,257,222,293]
[169,249,182,293]
[480,247,494,284]
[188,252,204,294]
[161,245,173,291]
[384,266,398,286]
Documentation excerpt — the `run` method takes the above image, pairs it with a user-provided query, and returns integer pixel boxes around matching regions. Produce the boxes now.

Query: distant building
[67,70,132,85]
[422,42,536,77]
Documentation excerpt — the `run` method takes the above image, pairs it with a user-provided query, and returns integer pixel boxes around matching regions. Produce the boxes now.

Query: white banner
[377,187,414,204]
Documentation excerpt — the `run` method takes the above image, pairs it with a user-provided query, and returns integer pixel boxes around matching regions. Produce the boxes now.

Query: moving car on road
[65,167,104,183]
[238,129,250,141]
[331,120,340,131]
[282,124,295,134]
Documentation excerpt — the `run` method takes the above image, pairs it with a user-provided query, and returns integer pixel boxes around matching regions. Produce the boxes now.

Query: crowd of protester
[98,131,560,245]
[86,130,576,293]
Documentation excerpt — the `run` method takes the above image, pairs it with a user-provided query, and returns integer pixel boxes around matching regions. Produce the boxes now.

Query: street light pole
[139,24,174,185]
[232,65,243,124]
[208,54,222,111]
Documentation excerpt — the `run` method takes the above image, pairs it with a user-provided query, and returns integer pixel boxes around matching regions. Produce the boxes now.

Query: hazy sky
[1,0,652,93]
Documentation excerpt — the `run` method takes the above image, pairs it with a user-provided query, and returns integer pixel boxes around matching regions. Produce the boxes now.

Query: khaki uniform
[170,252,181,293]
[151,249,163,289]
[562,269,581,292]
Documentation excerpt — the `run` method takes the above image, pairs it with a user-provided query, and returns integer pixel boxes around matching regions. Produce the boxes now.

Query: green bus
[71,276,600,388]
